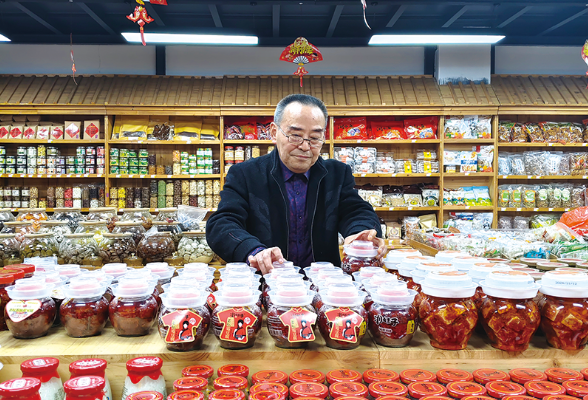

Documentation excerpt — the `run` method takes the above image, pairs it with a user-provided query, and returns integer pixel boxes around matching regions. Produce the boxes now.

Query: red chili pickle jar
[562,380,588,398]
[250,383,288,398]
[472,370,510,385]
[173,378,207,393]
[327,370,363,385]
[4,264,35,278]
[208,390,245,400]
[363,369,400,384]
[213,377,247,392]
[63,376,105,400]
[290,371,326,385]
[341,240,379,275]
[523,381,565,399]
[446,382,487,399]
[543,396,581,400]
[251,371,288,385]
[400,370,437,385]
[249,391,286,400]
[462,397,495,400]
[509,369,547,385]
[182,366,214,381]
[167,391,204,400]
[485,382,526,398]
[544,369,583,384]
[290,383,329,399]
[218,365,249,378]
[368,381,408,398]
[0,378,42,400]
[329,382,368,399]
[127,392,164,400]
[408,382,448,399]
[437,370,474,385]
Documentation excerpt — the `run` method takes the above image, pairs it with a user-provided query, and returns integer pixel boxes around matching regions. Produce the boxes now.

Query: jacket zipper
[273,173,290,259]
[310,175,324,262]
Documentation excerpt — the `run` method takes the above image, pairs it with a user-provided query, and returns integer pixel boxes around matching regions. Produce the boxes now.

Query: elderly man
[206,94,384,274]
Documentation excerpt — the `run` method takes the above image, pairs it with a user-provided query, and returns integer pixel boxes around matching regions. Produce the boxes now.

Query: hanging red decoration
[279,37,323,88]
[127,1,154,46]
[70,33,77,85]
[149,0,168,4]
[360,0,371,29]
[582,40,588,88]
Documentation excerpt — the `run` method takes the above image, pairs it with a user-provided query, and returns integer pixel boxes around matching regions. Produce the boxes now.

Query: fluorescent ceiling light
[0,34,10,42]
[122,32,258,45]
[369,35,505,45]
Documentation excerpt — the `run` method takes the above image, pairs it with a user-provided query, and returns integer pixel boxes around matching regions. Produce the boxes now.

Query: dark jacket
[206,149,382,266]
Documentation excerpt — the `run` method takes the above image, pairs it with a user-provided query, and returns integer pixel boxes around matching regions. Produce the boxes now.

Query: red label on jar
[216,307,258,343]
[6,300,41,322]
[279,307,317,343]
[207,293,217,309]
[324,307,365,344]
[161,310,203,344]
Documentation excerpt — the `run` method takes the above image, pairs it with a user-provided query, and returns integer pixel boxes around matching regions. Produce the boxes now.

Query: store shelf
[498,207,571,212]
[223,140,274,144]
[0,139,105,144]
[374,207,440,211]
[444,172,495,177]
[444,139,495,144]
[334,139,440,144]
[108,174,221,179]
[0,174,103,179]
[354,173,440,178]
[109,140,221,145]
[111,208,218,213]
[498,142,588,147]
[9,208,90,213]
[443,206,495,211]
[499,175,588,180]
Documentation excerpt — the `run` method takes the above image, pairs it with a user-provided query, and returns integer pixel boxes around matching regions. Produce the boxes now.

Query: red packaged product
[251,371,288,385]
[10,126,23,139]
[446,382,487,399]
[4,264,35,278]
[208,390,246,400]
[182,365,214,380]
[421,397,453,400]
[562,380,588,398]
[334,117,368,140]
[378,396,410,400]
[173,377,207,393]
[249,391,285,400]
[336,397,367,400]
[437,370,474,384]
[329,382,368,399]
[109,277,158,337]
[0,126,9,139]
[485,382,526,398]
[290,370,326,384]
[341,241,380,275]
[472,369,510,385]
[213,377,247,391]
[544,368,583,383]
[583,368,588,380]
[363,369,400,384]
[368,381,408,398]
[224,119,256,140]
[524,381,565,399]
[404,116,438,140]
[250,383,288,398]
[509,369,547,385]
[400,369,437,384]
[63,376,105,400]
[168,391,204,400]
[0,378,42,400]
[371,121,405,140]
[256,118,272,140]
[217,364,249,378]
[23,127,36,140]
[408,382,448,399]
[50,126,64,140]
[327,370,363,384]
[290,383,329,399]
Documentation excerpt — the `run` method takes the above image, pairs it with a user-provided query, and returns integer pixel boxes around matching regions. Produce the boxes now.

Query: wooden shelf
[223,140,274,144]
[444,139,495,144]
[499,175,588,180]
[108,174,221,179]
[109,140,221,145]
[498,207,571,212]
[443,205,494,211]
[0,139,105,144]
[112,208,217,213]
[354,173,440,178]
[0,174,103,179]
[374,206,440,211]
[9,208,90,213]
[334,139,440,144]
[444,172,495,177]
[498,142,588,147]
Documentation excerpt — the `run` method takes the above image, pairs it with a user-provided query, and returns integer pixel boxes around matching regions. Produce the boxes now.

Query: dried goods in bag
[540,122,562,143]
[509,185,523,208]
[514,216,530,229]
[572,185,586,208]
[536,185,549,208]
[371,121,405,140]
[512,123,526,142]
[498,154,510,175]
[570,152,588,175]
[498,185,510,208]
[334,117,368,140]
[404,116,438,139]
[498,216,513,230]
[570,123,584,142]
[498,122,514,142]
[474,115,492,139]
[524,151,546,176]
[522,185,537,208]
[444,116,468,139]
[508,153,526,175]
[257,117,272,140]
[473,186,492,206]
[524,122,544,142]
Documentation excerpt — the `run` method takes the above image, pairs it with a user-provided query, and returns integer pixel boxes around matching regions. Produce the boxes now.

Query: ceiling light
[0,34,11,42]
[369,35,505,45]
[122,33,258,45]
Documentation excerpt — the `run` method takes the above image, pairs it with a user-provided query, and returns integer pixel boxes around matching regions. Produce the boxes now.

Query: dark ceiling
[0,0,587,46]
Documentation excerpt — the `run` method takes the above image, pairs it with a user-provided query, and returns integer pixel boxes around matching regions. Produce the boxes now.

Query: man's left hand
[344,229,387,260]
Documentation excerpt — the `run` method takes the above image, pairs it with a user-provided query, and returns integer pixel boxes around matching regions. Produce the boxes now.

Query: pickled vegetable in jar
[182,366,214,391]
[208,390,245,400]
[485,381,526,398]
[289,383,329,400]
[248,391,284,400]
[69,359,111,400]
[398,256,434,291]
[109,277,158,337]
[468,263,511,310]
[538,270,588,350]
[213,377,247,392]
[63,376,106,400]
[20,358,64,400]
[173,377,208,394]
[446,382,487,399]
[368,282,418,348]
[419,271,478,350]
[218,365,249,378]
[137,232,175,264]
[329,382,368,399]
[5,278,56,339]
[524,381,565,399]
[250,371,288,385]
[351,266,386,284]
[60,277,109,338]
[408,382,448,399]
[411,262,456,309]
[0,273,15,331]
[383,249,422,277]
[362,273,399,311]
[341,240,379,275]
[453,256,487,272]
[101,263,131,282]
[480,271,540,352]
[400,369,437,385]
[509,369,547,385]
[250,383,288,400]
[544,368,583,384]
[146,262,175,293]
[121,357,166,400]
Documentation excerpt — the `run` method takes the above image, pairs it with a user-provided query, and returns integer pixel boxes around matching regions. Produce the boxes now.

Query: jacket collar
[270,148,327,182]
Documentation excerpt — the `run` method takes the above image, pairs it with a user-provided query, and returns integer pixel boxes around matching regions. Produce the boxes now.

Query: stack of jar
[0,186,31,208]
[2,145,104,175]
[110,148,220,176]
[173,149,219,175]
[109,186,150,209]
[224,145,262,172]
[110,148,150,176]
[147,179,220,209]
[64,146,105,175]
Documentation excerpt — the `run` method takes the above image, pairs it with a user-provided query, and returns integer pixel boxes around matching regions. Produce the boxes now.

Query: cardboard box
[12,115,26,122]
[26,115,41,122]
[50,125,64,140]
[83,120,100,140]
[0,125,10,139]
[10,125,23,139]
[36,125,51,140]
[0,116,13,123]
[64,121,81,140]
[23,125,37,140]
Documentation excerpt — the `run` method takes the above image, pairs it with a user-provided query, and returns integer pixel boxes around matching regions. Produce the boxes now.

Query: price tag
[97,174,102,178]
[47,175,53,178]
[167,175,172,178]
[388,207,395,211]
[84,174,89,177]
[503,175,508,179]
[527,175,532,179]
[584,176,588,179]
[536,176,542,179]
[465,172,470,176]
[465,206,471,209]
[67,174,72,178]
[534,208,539,211]
[28,174,33,178]
[137,140,143,143]
[186,140,192,144]
[76,174,81,178]
[501,207,506,211]
[36,174,42,178]
[361,173,366,177]
[391,174,397,177]
[549,208,554,211]
[150,175,155,178]
[140,175,145,178]
[516,208,522,211]
[565,208,570,211]
[8,174,13,177]
[129,175,134,178]
[407,206,413,210]
[583,143,587,147]
[48,139,53,143]
[426,173,431,176]
[548,143,554,146]
[356,140,362,143]
[116,174,121,178]
[56,174,61,178]
[411,139,417,143]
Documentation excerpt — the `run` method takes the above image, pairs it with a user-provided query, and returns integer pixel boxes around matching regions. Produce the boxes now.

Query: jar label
[217,307,258,343]
[279,307,317,343]
[161,310,204,343]
[6,300,41,322]
[207,293,217,310]
[324,307,365,344]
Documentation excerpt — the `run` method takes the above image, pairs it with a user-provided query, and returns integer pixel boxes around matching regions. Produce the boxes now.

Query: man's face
[270,102,326,174]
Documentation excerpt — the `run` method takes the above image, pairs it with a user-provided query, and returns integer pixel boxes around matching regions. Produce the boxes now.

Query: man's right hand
[248,247,285,275]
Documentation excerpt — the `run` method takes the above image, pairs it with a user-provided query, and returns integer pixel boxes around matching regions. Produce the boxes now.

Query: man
[206,93,385,274]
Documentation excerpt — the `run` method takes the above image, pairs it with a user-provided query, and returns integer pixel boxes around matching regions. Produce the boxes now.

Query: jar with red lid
[5,278,56,339]
[0,272,15,331]
[378,397,410,400]
[182,366,214,389]
[542,396,579,400]
[446,382,487,399]
[290,370,326,385]
[60,277,109,338]
[250,383,288,400]
[0,378,42,400]
[173,378,208,395]
[267,283,317,348]
[208,390,245,400]
[420,397,453,400]
[544,368,583,384]
[419,271,478,350]
[121,357,166,400]
[538,270,588,350]
[509,369,547,385]
[251,371,288,385]
[363,369,399,385]
[211,285,262,349]
[462,397,495,400]
[368,282,418,347]
[341,241,380,275]
[327,370,363,385]
[524,382,565,399]
[317,283,367,350]
[218,365,249,378]
[290,383,329,399]
[480,271,540,352]
[249,391,286,400]
[472,369,510,385]
[562,380,588,398]
[63,376,106,400]
[127,392,164,400]
[329,382,368,399]
[109,276,158,337]
[400,370,437,385]
[213,377,247,393]
[368,381,407,398]
[408,382,448,399]
[167,391,204,400]
[502,397,536,400]
[485,382,526,398]
[69,359,111,400]
[20,358,64,400]
[437,370,474,385]
[4,264,35,278]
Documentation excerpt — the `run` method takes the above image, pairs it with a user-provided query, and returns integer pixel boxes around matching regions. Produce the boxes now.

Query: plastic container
[341,240,379,275]
[63,376,106,400]
[472,369,510,385]
[5,278,56,339]
[20,358,64,400]
[435,251,469,263]
[384,249,422,276]
[60,277,109,337]
[0,378,42,400]
[544,368,583,384]
[437,369,474,384]
[363,369,400,384]
[326,370,363,384]
[289,370,326,385]
[351,267,386,284]
[109,277,157,337]
[523,382,565,399]
[453,256,487,272]
[68,359,111,400]
[121,357,166,400]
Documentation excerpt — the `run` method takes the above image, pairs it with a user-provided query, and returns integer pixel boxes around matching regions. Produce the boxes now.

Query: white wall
[435,44,491,84]
[495,46,586,75]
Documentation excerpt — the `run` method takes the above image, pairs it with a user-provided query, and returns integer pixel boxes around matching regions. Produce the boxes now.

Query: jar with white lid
[263,273,305,309]
[411,262,456,309]
[5,278,56,339]
[539,270,588,350]
[55,264,83,281]
[419,271,478,350]
[341,240,380,275]
[69,359,111,400]
[453,256,487,272]
[435,250,469,263]
[480,270,541,351]
[63,376,106,400]
[81,271,114,302]
[60,277,109,337]
[109,276,157,337]
[179,263,217,277]
[20,357,64,400]
[383,249,421,277]
[101,263,131,282]
[312,274,352,311]
[145,263,175,293]
[351,267,387,285]
[362,274,399,311]
[0,378,42,400]
[121,357,167,400]
[303,261,334,277]
[317,283,367,350]
[398,256,433,290]
[468,263,511,309]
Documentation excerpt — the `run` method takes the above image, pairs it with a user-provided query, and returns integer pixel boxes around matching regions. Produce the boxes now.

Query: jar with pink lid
[341,240,380,275]
[5,278,56,339]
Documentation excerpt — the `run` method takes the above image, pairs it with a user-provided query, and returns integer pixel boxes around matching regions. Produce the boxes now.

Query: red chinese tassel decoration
[127,1,154,46]
[279,37,323,88]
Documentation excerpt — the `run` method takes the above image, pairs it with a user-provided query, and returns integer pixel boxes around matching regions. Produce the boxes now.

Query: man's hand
[248,247,285,275]
[344,229,387,260]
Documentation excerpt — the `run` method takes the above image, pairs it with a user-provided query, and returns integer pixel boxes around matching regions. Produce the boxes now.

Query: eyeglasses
[276,124,325,149]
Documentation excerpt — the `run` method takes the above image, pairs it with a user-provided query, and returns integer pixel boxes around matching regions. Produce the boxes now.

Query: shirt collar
[279,156,310,182]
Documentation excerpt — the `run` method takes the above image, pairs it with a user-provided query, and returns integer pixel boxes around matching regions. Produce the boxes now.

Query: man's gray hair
[274,94,328,129]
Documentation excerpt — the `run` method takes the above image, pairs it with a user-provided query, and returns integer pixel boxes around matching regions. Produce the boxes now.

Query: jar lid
[272,261,295,269]
[469,264,511,282]
[446,382,487,398]
[420,397,453,400]
[543,396,581,400]
[0,268,25,280]
[557,258,585,265]
[290,370,326,384]
[34,271,65,286]
[363,369,399,384]
[146,263,175,280]
[422,271,477,298]
[326,370,362,384]
[371,282,417,305]
[217,364,249,378]
[182,365,213,379]
[408,382,448,399]
[473,369,510,385]
[562,380,588,397]
[400,369,437,384]
[485,382,526,398]
[481,271,540,299]
[329,382,368,398]
[0,273,15,285]
[80,270,113,286]
[21,358,59,375]
[509,369,547,384]
[314,268,343,282]
[453,256,487,271]
[412,262,455,284]
[174,377,208,391]
[251,370,289,385]
[101,263,131,278]
[112,277,155,298]
[63,277,107,298]
[399,256,434,276]
[0,378,41,398]
[544,369,583,384]
[437,369,474,384]
[540,270,588,298]
[462,397,495,400]
[209,390,246,400]
[290,383,329,399]
[525,381,565,398]
[308,261,335,273]
[63,376,105,396]
[502,397,537,400]
[5,264,35,274]
[250,383,289,396]
[435,250,468,262]
[269,286,314,307]
[55,264,82,278]
[537,262,568,271]
[215,285,260,307]
[368,382,407,398]
[127,392,164,400]
[386,249,422,265]
[69,359,107,376]
[126,357,163,373]
[249,391,286,400]
[582,368,588,380]
[344,240,378,258]
[377,396,412,400]
[487,258,510,263]
[7,278,53,300]
[321,284,365,307]
[167,391,204,400]
[351,267,386,283]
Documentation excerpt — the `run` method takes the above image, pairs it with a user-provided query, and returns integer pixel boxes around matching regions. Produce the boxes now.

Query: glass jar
[113,221,146,247]
[472,369,510,385]
[137,232,175,263]
[0,273,15,331]
[69,359,111,400]
[1,221,35,241]
[21,233,58,259]
[121,357,166,400]
[419,271,478,350]
[177,232,214,264]
[39,221,71,245]
[0,378,42,400]
[538,270,588,350]
[120,208,154,230]
[154,207,178,223]
[289,370,326,385]
[211,284,263,349]
[63,376,105,400]
[317,283,368,350]
[86,207,118,232]
[0,208,16,231]
[109,276,158,337]
[60,277,109,338]
[50,208,84,231]
[74,221,109,236]
[363,369,400,385]
[99,233,136,264]
[480,271,541,352]
[368,282,418,347]
[152,221,183,249]
[0,234,22,266]
[59,234,100,266]
[16,208,48,231]
[289,383,329,400]
[20,358,64,400]
[341,240,379,275]
[5,278,56,338]
[266,284,317,348]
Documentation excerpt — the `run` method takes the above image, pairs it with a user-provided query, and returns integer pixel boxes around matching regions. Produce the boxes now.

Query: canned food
[0,156,5,165]
[17,147,26,156]
[110,166,120,174]
[66,156,75,165]
[139,149,149,158]
[86,147,95,156]
[110,157,119,166]
[21,200,29,208]
[110,148,119,158]
[129,158,139,167]
[56,167,66,174]
[97,146,105,157]
[26,167,36,174]
[6,156,15,165]
[119,168,129,175]
[119,158,129,167]
[18,167,27,174]
[47,147,59,156]
[0,167,5,174]
[129,167,139,175]
[76,147,86,157]
[85,157,95,165]
[189,168,198,175]
[47,167,55,175]
[37,158,46,166]
[189,154,197,162]
[21,187,30,197]
[37,167,46,174]
[27,147,37,157]
[139,168,149,175]
[139,159,149,167]
[67,166,76,174]
[97,157,105,166]
[16,156,26,165]
[97,167,105,175]
[47,158,56,167]
[6,166,15,174]
[75,157,84,165]
[86,166,95,174]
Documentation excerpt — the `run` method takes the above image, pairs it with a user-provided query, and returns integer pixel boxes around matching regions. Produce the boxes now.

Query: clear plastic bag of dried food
[530,214,559,229]
[570,123,584,143]
[177,205,208,231]
[395,159,416,174]
[416,160,439,174]
[353,160,376,174]
[498,185,511,208]
[334,147,355,168]
[512,123,526,143]
[569,152,588,175]
[540,122,561,143]
[403,216,421,240]
[522,185,538,208]
[509,185,523,208]
[523,151,545,176]
[513,216,530,230]
[509,153,526,175]
[559,183,573,208]
[498,122,514,142]
[416,149,437,160]
[498,154,511,175]
[422,188,439,207]
[572,184,586,208]
[546,184,560,208]
[544,152,563,176]
[524,123,544,142]
[474,115,492,139]
[354,147,377,163]
[536,185,549,208]
[498,216,513,230]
